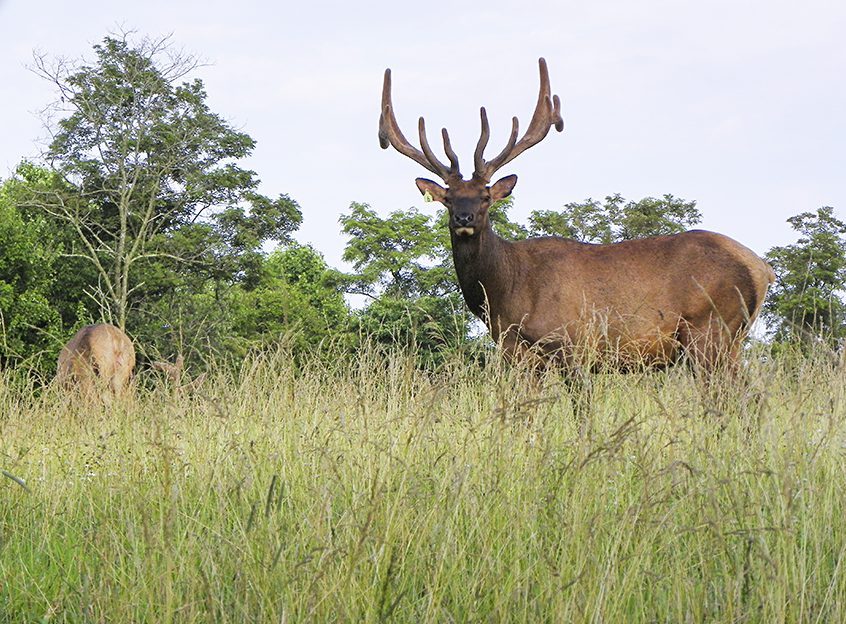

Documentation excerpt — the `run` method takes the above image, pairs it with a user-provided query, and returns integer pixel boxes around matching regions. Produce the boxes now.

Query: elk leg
[565,366,593,436]
[679,317,749,419]
[678,316,738,377]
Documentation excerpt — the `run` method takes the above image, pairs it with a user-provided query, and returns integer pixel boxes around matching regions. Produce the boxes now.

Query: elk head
[56,323,136,403]
[379,58,564,238]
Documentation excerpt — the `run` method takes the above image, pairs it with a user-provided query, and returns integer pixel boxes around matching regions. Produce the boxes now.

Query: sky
[0,0,844,270]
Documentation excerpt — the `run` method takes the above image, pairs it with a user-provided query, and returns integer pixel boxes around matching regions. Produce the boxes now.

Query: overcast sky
[1,0,844,269]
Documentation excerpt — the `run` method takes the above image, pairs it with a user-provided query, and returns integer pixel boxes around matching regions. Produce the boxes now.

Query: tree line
[1,33,844,379]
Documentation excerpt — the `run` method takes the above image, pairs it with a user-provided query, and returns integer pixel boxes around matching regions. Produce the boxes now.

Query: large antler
[379,68,461,181]
[473,58,564,183]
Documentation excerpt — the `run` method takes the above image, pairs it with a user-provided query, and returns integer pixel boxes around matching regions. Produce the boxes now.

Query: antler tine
[441,128,461,174]
[552,94,564,132]
[477,113,519,180]
[418,118,456,179]
[473,107,490,176]
[378,68,396,150]
[379,68,457,181]
[474,57,564,182]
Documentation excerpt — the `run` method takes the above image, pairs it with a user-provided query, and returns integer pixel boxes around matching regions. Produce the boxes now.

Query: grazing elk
[379,58,775,376]
[57,323,135,402]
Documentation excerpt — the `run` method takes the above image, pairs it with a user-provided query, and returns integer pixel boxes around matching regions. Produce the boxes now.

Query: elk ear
[415,178,447,204]
[490,174,518,201]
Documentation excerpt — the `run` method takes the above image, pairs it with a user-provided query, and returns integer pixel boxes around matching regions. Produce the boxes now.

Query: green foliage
[354,295,471,361]
[230,244,351,355]
[764,207,846,346]
[213,192,303,287]
[529,194,701,242]
[10,162,99,333]
[0,188,61,371]
[340,202,450,299]
[129,243,351,368]
[529,194,623,242]
[0,170,94,376]
[27,33,302,333]
[488,196,529,241]
[340,201,470,358]
[618,194,702,240]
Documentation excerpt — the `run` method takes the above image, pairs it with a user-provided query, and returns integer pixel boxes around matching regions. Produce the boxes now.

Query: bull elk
[56,323,135,402]
[379,58,775,375]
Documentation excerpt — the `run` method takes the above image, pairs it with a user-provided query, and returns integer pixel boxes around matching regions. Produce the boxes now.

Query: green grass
[1,344,845,622]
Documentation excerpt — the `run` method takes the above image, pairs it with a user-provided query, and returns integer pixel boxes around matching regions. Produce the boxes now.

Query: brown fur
[56,323,135,401]
[447,207,773,371]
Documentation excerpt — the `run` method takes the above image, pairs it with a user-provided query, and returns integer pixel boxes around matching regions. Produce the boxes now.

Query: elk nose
[455,213,474,227]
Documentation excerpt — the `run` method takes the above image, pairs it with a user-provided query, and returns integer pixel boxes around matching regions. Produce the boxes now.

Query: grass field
[1,343,845,622]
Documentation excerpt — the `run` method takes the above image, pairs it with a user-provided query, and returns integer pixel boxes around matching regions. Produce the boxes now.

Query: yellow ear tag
[422,190,433,203]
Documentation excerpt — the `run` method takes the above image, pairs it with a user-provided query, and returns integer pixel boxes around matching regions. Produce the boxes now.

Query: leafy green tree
[488,196,530,241]
[229,244,351,355]
[528,194,700,242]
[24,33,301,334]
[764,207,846,346]
[353,294,471,359]
[0,165,105,376]
[529,195,622,243]
[339,203,451,300]
[0,178,62,372]
[10,163,99,330]
[618,194,701,240]
[339,202,466,355]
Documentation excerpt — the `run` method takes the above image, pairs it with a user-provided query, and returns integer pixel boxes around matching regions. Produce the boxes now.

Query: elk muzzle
[453,212,476,236]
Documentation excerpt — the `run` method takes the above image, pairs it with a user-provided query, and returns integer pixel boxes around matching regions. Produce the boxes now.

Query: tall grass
[1,342,845,622]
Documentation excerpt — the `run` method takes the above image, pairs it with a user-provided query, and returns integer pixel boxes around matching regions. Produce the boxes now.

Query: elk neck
[450,223,515,322]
